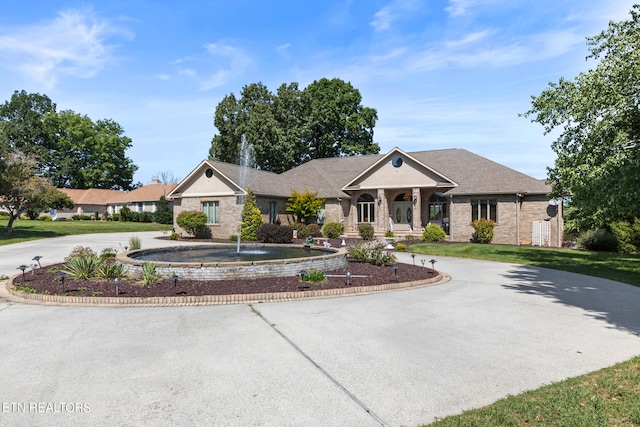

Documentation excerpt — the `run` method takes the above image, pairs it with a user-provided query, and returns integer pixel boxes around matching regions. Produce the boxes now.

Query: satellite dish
[548,199,559,206]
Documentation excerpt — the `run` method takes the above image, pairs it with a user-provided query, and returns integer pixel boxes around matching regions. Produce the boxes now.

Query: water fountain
[237,134,255,255]
[116,134,347,280]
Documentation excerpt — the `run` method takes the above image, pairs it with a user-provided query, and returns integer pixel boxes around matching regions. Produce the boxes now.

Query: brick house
[168,148,563,246]
[107,180,177,216]
[56,180,177,219]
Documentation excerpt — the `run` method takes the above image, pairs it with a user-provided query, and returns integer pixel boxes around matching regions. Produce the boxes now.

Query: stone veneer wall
[118,249,347,280]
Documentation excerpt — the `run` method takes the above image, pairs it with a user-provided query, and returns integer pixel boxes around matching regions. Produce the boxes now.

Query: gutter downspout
[515,193,523,246]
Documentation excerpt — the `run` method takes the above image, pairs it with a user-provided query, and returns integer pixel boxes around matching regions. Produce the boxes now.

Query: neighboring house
[56,188,123,219]
[107,180,177,215]
[168,148,564,247]
[56,180,177,219]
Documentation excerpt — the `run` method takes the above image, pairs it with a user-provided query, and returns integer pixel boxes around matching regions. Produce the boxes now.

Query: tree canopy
[0,151,73,233]
[524,6,640,231]
[0,90,138,191]
[209,78,379,173]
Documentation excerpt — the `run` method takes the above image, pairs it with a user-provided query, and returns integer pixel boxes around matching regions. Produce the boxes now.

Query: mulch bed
[11,238,437,298]
[12,261,437,298]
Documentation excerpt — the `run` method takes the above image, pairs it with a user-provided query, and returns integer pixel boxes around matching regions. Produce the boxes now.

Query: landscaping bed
[12,260,438,298]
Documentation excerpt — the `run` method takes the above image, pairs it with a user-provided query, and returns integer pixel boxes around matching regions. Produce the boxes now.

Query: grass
[0,219,170,246]
[427,356,640,426]
[410,243,640,287]
[409,243,640,426]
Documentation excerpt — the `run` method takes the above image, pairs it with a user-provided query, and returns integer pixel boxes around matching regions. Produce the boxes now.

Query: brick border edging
[2,273,449,307]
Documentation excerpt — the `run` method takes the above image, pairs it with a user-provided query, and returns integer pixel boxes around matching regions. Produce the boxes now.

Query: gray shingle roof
[176,149,549,199]
[410,149,550,195]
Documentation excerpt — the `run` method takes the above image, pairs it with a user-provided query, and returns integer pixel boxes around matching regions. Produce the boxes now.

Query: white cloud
[370,0,422,32]
[0,8,132,88]
[176,41,252,90]
[275,43,291,59]
[445,0,474,17]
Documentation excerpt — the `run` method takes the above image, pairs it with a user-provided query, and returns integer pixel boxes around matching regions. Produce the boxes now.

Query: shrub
[65,246,98,262]
[176,210,208,238]
[322,222,344,238]
[358,223,375,240]
[241,186,263,241]
[129,236,142,250]
[422,224,446,243]
[609,219,640,254]
[346,242,397,266]
[140,212,154,223]
[579,229,618,252]
[63,256,102,280]
[168,230,179,240]
[154,195,173,225]
[111,213,121,222]
[256,223,293,243]
[396,243,407,252]
[300,269,327,283]
[38,214,52,221]
[100,248,117,259]
[307,223,322,237]
[141,262,161,287]
[119,206,133,222]
[470,218,495,244]
[96,261,128,280]
[290,222,309,239]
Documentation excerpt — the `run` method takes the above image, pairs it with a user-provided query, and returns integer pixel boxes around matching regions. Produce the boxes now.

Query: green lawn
[0,219,170,246]
[427,356,640,426]
[409,243,640,426]
[410,243,640,287]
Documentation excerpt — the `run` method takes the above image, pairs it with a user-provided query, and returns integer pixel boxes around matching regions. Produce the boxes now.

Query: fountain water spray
[237,134,256,255]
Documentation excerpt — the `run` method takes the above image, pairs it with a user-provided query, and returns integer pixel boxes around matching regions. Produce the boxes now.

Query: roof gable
[168,160,291,199]
[342,147,457,191]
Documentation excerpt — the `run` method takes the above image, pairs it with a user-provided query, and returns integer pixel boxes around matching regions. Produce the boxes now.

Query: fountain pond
[116,244,347,280]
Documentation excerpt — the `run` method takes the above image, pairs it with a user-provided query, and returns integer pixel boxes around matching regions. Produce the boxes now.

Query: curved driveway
[1,232,639,426]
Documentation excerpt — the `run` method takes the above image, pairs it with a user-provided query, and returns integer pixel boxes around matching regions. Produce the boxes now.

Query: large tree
[0,90,137,190]
[209,78,378,172]
[524,5,640,231]
[0,151,73,233]
[302,78,379,161]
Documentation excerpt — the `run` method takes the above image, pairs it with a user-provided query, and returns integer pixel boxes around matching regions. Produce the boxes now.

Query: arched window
[357,194,375,223]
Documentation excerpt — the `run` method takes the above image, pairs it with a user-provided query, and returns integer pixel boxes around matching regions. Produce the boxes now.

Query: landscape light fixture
[114,277,120,296]
[420,259,425,268]
[297,270,309,291]
[391,265,398,281]
[31,263,38,276]
[17,265,27,282]
[58,272,67,293]
[377,195,382,205]
[429,259,437,270]
[345,271,352,287]
[32,256,42,268]
[411,254,416,265]
[171,273,179,296]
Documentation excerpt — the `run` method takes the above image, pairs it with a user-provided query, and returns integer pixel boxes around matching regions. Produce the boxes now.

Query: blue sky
[0,1,635,185]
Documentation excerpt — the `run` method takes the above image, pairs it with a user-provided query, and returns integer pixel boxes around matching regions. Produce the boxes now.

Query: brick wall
[449,194,563,247]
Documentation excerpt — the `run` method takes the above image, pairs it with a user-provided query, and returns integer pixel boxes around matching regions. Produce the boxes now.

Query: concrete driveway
[1,233,639,426]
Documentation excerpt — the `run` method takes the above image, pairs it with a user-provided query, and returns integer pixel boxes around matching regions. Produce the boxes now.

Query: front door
[393,201,413,230]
